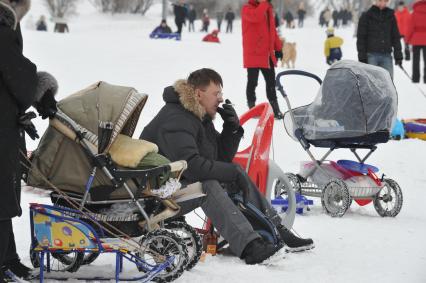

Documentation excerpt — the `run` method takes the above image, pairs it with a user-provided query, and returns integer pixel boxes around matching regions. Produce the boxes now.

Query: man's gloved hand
[217,99,240,131]
[326,57,332,65]
[358,54,367,64]
[18,112,39,140]
[35,89,58,119]
[235,165,250,204]
[395,59,403,67]
[404,45,411,61]
[275,50,283,60]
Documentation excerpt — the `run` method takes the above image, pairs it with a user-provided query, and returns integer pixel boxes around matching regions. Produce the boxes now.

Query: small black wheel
[30,247,84,273]
[374,178,403,217]
[137,229,189,283]
[321,179,351,217]
[164,221,202,271]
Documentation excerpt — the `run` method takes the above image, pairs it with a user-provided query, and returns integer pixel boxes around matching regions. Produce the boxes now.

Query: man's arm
[216,126,244,163]
[391,14,403,61]
[356,12,368,63]
[0,28,38,111]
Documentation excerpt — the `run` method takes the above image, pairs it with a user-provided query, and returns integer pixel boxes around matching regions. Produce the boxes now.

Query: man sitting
[140,68,314,265]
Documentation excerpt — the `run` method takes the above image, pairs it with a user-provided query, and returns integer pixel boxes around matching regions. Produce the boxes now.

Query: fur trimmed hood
[163,79,206,120]
[0,0,31,30]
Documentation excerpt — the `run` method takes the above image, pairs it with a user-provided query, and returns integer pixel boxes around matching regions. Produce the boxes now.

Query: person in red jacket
[202,29,220,43]
[395,1,411,60]
[242,0,283,119]
[406,0,426,83]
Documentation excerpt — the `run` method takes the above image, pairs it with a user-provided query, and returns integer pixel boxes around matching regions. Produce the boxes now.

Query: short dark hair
[187,68,223,89]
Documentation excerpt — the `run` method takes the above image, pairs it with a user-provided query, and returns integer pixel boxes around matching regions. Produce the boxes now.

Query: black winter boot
[241,238,278,265]
[270,100,283,120]
[248,100,255,109]
[277,225,314,252]
[3,259,34,280]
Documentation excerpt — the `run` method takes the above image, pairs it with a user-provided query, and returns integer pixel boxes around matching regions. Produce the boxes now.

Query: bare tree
[44,0,78,18]
[89,0,154,15]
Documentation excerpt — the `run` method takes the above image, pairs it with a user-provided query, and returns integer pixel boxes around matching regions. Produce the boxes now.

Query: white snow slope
[13,2,426,282]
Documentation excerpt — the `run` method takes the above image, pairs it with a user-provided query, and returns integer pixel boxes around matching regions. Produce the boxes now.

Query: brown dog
[280,39,297,68]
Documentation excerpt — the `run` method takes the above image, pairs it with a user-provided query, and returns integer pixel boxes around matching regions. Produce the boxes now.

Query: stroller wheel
[138,229,189,282]
[321,179,351,217]
[81,251,100,265]
[274,173,301,198]
[374,179,403,217]
[164,221,203,271]
[30,247,84,273]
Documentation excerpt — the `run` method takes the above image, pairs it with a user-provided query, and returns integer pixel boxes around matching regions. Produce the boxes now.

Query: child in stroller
[275,60,403,217]
[26,81,204,282]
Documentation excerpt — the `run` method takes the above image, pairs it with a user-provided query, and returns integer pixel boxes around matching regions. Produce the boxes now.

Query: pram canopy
[284,60,398,145]
[27,81,149,196]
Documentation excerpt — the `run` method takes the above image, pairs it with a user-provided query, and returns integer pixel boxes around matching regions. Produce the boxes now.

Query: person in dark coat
[173,0,186,34]
[297,2,306,28]
[225,7,235,33]
[35,15,47,31]
[357,0,403,79]
[151,19,172,35]
[332,9,339,27]
[187,4,196,32]
[140,68,314,265]
[216,11,223,31]
[284,10,294,28]
[406,0,426,83]
[0,0,58,281]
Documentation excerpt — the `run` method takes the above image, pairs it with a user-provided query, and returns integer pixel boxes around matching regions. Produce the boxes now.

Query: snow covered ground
[13,1,426,282]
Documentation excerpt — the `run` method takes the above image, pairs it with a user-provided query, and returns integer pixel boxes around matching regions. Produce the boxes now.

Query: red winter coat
[241,0,282,68]
[406,0,426,46]
[203,30,220,43]
[394,7,410,37]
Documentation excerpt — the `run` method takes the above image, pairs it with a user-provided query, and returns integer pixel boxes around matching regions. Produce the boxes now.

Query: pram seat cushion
[308,130,389,148]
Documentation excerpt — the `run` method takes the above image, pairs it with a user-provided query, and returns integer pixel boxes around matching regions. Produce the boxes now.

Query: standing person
[284,10,294,28]
[395,1,411,60]
[53,13,69,33]
[173,0,186,35]
[297,2,306,28]
[225,7,235,33]
[201,9,210,32]
[140,68,314,265]
[35,15,47,31]
[356,0,402,79]
[323,8,332,27]
[319,9,326,27]
[405,0,426,83]
[332,9,339,27]
[187,4,196,32]
[0,0,56,281]
[216,11,224,32]
[324,27,344,65]
[241,0,284,119]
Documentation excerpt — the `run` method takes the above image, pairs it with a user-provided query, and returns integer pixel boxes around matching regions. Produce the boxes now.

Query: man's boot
[270,100,283,119]
[3,259,34,280]
[248,100,255,109]
[277,225,314,252]
[241,238,278,265]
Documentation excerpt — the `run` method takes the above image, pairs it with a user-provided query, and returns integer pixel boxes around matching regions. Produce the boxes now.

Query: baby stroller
[275,61,403,217]
[26,82,204,282]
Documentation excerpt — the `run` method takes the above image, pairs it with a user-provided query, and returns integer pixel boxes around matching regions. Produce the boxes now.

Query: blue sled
[149,32,181,41]
[272,194,313,215]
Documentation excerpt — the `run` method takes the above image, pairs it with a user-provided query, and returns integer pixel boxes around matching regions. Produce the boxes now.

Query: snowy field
[14,1,426,282]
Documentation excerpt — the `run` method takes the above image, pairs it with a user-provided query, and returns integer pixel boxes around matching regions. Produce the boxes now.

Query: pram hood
[27,81,148,196]
[284,60,398,142]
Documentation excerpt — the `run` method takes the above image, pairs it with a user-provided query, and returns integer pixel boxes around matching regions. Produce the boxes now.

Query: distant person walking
[173,0,186,34]
[187,4,196,32]
[201,9,210,32]
[225,7,235,33]
[405,0,426,83]
[297,2,306,28]
[36,15,47,31]
[357,0,402,79]
[216,11,224,32]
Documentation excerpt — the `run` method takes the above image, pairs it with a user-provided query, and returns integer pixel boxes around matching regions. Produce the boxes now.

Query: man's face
[375,0,389,10]
[196,82,223,118]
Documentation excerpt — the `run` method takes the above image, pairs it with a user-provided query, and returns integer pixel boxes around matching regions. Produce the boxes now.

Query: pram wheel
[373,178,403,217]
[30,247,84,273]
[321,179,351,217]
[280,173,302,195]
[164,221,202,271]
[81,251,100,265]
[137,228,189,282]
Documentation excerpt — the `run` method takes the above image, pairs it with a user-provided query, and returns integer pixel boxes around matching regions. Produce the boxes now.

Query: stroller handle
[275,70,322,97]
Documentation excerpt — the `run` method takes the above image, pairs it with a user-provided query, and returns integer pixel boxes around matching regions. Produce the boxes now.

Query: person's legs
[0,220,13,269]
[201,180,260,257]
[367,52,380,67]
[246,68,260,108]
[412,46,421,83]
[380,53,394,80]
[177,22,183,34]
[422,46,426,83]
[260,61,283,119]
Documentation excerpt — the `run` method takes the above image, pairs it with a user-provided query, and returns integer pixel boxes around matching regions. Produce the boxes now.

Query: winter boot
[241,238,278,265]
[270,100,283,120]
[3,259,34,280]
[247,100,255,109]
[277,225,314,252]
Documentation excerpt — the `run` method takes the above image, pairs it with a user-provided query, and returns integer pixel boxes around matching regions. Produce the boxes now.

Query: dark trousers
[0,220,18,268]
[226,21,233,33]
[175,20,183,34]
[188,21,195,32]
[246,59,277,104]
[412,45,426,83]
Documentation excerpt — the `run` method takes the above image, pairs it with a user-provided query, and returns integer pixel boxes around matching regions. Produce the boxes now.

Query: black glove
[395,59,403,67]
[404,45,411,61]
[358,54,367,64]
[35,89,58,119]
[275,50,283,60]
[234,165,250,204]
[326,57,332,65]
[18,112,39,140]
[217,99,240,131]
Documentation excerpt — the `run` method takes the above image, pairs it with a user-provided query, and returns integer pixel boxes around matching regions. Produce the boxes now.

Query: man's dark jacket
[357,5,402,62]
[140,80,244,183]
[174,4,187,24]
[0,24,38,220]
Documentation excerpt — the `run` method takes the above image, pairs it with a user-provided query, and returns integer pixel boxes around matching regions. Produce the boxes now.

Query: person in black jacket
[187,4,196,32]
[357,0,403,79]
[173,0,186,35]
[140,68,314,265]
[225,7,235,33]
[0,0,58,281]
